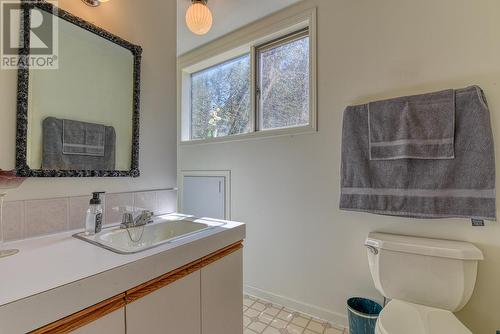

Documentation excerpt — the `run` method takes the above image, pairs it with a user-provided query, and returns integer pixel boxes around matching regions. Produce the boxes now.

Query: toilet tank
[365,233,483,312]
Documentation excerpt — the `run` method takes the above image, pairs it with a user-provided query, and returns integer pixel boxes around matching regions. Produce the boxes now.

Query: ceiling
[177,0,303,55]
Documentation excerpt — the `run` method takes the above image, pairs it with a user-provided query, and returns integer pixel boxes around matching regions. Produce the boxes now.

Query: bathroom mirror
[16,1,142,177]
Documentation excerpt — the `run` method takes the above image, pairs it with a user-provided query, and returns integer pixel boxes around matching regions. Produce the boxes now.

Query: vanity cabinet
[126,272,201,334]
[201,249,243,334]
[72,308,125,334]
[126,250,243,334]
[30,242,243,334]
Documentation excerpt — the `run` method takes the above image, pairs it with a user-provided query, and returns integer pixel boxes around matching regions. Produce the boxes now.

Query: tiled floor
[243,295,346,334]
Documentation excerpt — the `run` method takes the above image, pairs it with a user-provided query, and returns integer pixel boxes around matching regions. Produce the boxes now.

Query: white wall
[178,1,500,333]
[0,0,177,201]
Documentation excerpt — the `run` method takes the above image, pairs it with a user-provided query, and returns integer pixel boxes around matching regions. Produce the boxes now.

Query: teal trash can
[347,297,383,334]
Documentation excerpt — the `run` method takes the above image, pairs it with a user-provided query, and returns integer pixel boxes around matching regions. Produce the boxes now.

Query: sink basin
[74,215,224,254]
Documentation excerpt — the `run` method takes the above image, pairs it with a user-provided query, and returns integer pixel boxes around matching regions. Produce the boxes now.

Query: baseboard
[244,285,348,330]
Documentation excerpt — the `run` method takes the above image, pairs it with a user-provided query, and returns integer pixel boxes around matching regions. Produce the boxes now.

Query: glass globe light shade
[186,1,213,35]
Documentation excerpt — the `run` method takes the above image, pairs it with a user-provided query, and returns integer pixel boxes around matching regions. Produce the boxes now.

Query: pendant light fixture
[186,0,213,36]
[81,0,110,7]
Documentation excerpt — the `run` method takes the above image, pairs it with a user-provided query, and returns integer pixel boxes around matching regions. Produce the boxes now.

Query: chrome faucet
[121,210,154,229]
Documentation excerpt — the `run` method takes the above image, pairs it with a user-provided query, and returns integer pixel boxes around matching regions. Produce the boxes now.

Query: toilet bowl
[375,300,471,334]
[365,233,483,334]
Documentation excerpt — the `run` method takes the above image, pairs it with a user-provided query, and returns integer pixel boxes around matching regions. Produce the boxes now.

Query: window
[191,55,251,140]
[180,11,316,143]
[257,29,310,131]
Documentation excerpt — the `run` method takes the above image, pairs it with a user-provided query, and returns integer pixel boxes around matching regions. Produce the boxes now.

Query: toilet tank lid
[366,233,484,260]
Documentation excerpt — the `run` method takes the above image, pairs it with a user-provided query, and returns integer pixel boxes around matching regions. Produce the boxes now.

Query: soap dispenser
[85,192,105,235]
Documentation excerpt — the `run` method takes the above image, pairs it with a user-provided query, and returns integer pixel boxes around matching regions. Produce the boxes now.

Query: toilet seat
[376,300,472,334]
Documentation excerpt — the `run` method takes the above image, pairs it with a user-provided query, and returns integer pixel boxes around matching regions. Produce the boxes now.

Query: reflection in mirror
[16,2,141,177]
[27,10,133,171]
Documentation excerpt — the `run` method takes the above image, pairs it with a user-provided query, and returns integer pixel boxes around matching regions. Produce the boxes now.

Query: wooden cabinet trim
[30,293,126,334]
[30,241,243,334]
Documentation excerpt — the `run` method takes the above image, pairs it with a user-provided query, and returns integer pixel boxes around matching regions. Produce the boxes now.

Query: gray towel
[42,117,116,171]
[368,89,455,160]
[62,119,105,157]
[340,86,496,220]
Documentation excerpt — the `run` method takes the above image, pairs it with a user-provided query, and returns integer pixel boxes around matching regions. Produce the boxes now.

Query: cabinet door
[126,271,201,334]
[201,249,243,334]
[182,175,226,219]
[72,307,125,334]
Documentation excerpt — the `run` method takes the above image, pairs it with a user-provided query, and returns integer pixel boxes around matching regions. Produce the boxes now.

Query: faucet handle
[141,210,154,217]
[134,210,154,226]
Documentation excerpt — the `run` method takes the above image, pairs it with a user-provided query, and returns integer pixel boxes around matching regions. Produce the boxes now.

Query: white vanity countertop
[0,214,245,334]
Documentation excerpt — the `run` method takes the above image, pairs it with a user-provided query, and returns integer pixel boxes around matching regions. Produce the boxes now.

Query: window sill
[179,125,317,146]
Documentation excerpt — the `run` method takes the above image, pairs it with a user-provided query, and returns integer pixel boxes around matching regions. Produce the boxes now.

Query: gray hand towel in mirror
[340,86,496,221]
[42,117,116,171]
[62,119,105,157]
[368,89,455,160]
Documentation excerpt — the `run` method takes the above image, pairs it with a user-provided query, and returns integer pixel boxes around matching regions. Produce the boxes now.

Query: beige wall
[178,1,500,333]
[0,0,177,200]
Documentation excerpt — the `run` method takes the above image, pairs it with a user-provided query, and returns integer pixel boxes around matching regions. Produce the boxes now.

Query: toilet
[365,233,483,334]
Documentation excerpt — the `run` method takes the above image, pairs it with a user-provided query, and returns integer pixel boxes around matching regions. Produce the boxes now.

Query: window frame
[178,8,317,145]
[254,27,310,132]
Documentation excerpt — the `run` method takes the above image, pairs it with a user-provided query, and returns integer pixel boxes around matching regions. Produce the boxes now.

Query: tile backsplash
[1,189,177,242]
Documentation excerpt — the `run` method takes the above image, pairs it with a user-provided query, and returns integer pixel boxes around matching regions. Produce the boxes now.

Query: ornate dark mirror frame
[16,0,142,177]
